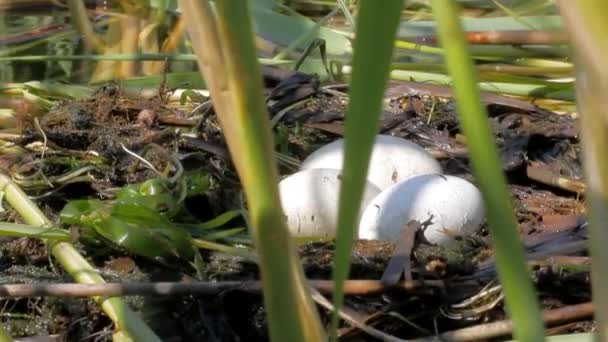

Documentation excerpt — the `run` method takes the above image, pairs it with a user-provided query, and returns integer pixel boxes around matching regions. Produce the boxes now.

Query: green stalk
[331,0,404,340]
[0,222,70,240]
[179,1,325,341]
[429,1,545,341]
[0,174,161,342]
[0,329,11,342]
[556,1,608,340]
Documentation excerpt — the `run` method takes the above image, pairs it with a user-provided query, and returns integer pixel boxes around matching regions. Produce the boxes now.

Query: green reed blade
[429,1,545,341]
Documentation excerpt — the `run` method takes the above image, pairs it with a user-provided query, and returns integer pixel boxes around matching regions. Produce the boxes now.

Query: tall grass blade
[0,329,11,342]
[0,222,70,240]
[179,0,325,340]
[556,1,608,340]
[429,1,545,341]
[330,0,404,340]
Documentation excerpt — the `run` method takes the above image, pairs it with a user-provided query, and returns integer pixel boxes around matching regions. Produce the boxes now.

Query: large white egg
[358,174,485,246]
[300,135,442,191]
[279,168,381,238]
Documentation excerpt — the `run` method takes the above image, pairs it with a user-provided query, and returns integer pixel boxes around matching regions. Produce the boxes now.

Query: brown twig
[157,116,197,127]
[381,220,420,285]
[0,279,443,298]
[413,302,594,341]
[527,163,587,194]
[66,0,107,53]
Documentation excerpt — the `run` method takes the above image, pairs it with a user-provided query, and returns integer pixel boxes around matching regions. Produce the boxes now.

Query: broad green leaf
[96,214,193,262]
[61,180,197,262]
[60,199,107,225]
[61,200,194,263]
[117,178,178,215]
[250,3,352,57]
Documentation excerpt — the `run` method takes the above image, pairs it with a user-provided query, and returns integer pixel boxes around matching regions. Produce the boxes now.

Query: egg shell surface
[358,174,485,245]
[300,135,442,191]
[279,168,381,238]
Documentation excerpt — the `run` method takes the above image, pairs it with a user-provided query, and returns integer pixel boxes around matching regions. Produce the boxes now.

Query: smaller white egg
[358,174,485,246]
[279,168,381,238]
[300,135,442,191]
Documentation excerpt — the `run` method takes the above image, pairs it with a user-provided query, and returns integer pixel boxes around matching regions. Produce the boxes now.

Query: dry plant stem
[91,19,123,81]
[66,0,106,52]
[0,174,161,342]
[179,1,324,341]
[177,0,232,121]
[311,289,406,342]
[526,164,586,194]
[151,16,186,74]
[0,279,441,298]
[140,21,160,76]
[557,2,608,340]
[119,16,139,78]
[413,302,594,342]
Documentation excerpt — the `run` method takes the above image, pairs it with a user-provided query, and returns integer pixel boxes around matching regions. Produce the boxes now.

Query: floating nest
[0,71,591,341]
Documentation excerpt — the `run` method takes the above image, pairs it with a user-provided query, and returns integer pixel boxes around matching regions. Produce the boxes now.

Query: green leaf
[430,1,545,341]
[116,178,179,216]
[60,178,199,263]
[199,227,246,240]
[95,214,194,263]
[59,199,107,224]
[0,222,70,240]
[250,2,352,57]
[182,172,211,197]
[196,210,243,230]
[331,0,405,340]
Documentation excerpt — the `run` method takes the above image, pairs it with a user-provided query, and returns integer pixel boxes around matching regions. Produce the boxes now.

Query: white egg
[279,168,381,238]
[300,135,442,191]
[358,174,485,246]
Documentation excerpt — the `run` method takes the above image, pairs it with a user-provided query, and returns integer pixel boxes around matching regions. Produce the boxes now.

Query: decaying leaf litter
[0,65,589,341]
